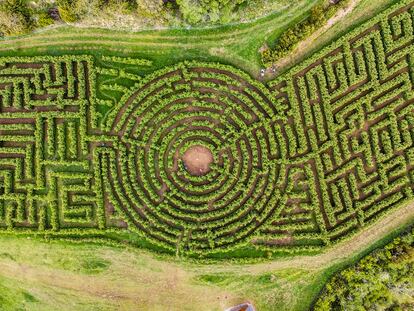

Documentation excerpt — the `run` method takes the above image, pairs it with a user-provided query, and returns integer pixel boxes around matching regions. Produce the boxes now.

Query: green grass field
[0,0,352,78]
[0,206,412,311]
[0,0,399,77]
[0,203,412,310]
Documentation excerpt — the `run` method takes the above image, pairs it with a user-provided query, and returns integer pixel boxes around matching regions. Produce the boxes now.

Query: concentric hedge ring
[106,62,285,254]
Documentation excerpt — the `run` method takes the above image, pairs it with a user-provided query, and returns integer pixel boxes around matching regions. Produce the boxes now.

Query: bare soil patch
[182,145,213,176]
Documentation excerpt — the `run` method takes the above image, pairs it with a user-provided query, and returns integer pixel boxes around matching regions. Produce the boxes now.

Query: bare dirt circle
[182,145,213,176]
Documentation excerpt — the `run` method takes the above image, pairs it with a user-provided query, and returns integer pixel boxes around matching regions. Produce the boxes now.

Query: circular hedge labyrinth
[104,62,286,254]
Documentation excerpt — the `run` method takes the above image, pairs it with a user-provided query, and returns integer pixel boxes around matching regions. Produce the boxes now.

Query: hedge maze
[0,0,414,257]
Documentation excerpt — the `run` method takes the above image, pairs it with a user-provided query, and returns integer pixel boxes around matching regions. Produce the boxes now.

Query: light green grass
[0,214,412,311]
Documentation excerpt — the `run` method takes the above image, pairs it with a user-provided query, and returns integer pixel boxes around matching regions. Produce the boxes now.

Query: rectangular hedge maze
[0,0,413,258]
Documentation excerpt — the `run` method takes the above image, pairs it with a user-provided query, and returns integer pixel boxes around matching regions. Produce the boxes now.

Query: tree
[56,0,78,22]
[136,0,164,18]
[176,0,246,25]
[57,0,101,23]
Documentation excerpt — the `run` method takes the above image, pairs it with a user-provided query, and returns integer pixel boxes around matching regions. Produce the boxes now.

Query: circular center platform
[182,145,213,176]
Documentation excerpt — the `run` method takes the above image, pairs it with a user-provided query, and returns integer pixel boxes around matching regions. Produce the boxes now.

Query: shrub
[261,2,347,66]
[57,0,101,23]
[36,11,54,27]
[57,0,78,23]
[136,0,164,18]
[313,227,414,310]
[0,0,33,35]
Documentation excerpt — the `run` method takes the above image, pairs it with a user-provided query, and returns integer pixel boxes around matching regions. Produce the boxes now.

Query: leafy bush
[56,0,102,23]
[35,11,54,27]
[0,0,33,36]
[56,0,78,22]
[136,0,164,18]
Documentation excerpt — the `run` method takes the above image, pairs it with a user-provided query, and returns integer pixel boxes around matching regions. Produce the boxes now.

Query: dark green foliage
[36,11,54,27]
[313,227,414,310]
[0,0,34,36]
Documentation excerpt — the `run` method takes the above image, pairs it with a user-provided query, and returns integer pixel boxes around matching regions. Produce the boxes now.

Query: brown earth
[182,145,213,176]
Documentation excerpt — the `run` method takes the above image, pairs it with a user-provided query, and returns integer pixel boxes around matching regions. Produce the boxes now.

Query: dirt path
[269,0,362,76]
[190,200,414,274]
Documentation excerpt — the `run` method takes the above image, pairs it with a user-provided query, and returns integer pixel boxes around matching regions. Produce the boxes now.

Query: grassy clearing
[0,269,113,311]
[0,236,250,311]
